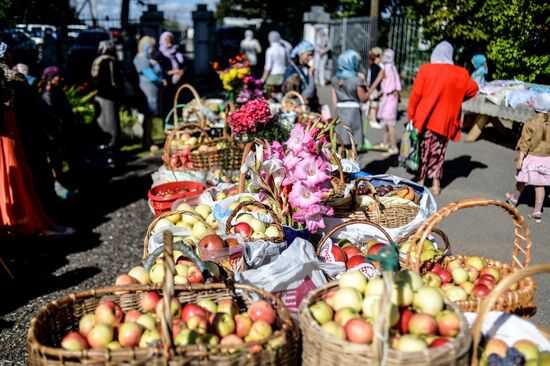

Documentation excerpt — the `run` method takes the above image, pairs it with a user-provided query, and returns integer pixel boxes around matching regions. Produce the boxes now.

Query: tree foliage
[403,0,549,83]
[0,0,77,26]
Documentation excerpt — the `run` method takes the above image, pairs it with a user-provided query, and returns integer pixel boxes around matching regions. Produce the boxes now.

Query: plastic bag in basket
[318,238,378,280]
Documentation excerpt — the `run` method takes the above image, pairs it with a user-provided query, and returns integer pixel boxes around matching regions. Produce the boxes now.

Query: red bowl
[148,181,206,216]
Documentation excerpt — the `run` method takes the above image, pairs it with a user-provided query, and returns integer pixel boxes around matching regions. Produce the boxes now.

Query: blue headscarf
[336,49,359,80]
[471,54,488,85]
[290,40,314,59]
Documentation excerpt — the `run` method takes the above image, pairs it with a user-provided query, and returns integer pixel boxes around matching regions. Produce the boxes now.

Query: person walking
[91,40,124,148]
[133,36,165,150]
[261,31,287,96]
[283,40,318,111]
[331,49,369,149]
[313,28,330,86]
[366,47,384,131]
[377,48,402,157]
[408,40,478,195]
[240,30,262,77]
[156,31,185,121]
[505,93,550,223]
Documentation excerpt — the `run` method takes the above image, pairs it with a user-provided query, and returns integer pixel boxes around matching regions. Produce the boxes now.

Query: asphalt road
[318,85,550,327]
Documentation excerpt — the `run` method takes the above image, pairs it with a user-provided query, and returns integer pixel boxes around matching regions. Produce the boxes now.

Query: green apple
[176,202,193,211]
[195,204,211,220]
[235,213,254,224]
[249,218,267,234]
[149,263,165,284]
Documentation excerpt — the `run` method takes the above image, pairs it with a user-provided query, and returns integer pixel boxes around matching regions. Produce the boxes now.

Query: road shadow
[441,155,488,188]
[515,186,550,209]
[361,153,400,175]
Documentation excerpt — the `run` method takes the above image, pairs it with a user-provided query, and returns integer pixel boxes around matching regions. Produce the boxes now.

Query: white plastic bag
[233,238,345,319]
[150,166,206,188]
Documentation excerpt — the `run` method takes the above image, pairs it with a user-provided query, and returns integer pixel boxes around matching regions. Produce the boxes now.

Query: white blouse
[264,43,287,75]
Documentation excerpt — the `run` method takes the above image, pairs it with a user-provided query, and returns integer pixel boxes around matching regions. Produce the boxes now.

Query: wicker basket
[333,177,420,229]
[281,91,308,113]
[225,201,285,244]
[163,123,208,170]
[28,231,298,366]
[402,197,536,315]
[143,209,215,259]
[397,227,451,270]
[299,279,472,366]
[168,83,206,131]
[471,263,550,366]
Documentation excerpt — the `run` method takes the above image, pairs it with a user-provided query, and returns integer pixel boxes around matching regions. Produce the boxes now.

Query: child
[377,48,401,157]
[505,93,550,223]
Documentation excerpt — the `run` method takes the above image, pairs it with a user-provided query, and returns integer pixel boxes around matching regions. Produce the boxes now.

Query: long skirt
[419,130,449,180]
[1,108,52,237]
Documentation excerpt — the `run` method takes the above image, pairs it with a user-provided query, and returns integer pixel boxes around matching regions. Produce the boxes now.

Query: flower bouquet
[241,118,342,235]
[213,55,264,105]
[229,98,290,142]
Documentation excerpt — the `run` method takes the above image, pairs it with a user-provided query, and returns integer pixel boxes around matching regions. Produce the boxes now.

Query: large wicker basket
[403,197,536,315]
[167,83,206,131]
[299,279,472,366]
[471,263,550,366]
[332,177,420,229]
[28,231,298,366]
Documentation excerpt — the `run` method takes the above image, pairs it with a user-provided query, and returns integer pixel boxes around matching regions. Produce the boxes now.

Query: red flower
[229,98,272,134]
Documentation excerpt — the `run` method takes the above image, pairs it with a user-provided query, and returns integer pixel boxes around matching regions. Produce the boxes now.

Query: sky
[73,0,219,26]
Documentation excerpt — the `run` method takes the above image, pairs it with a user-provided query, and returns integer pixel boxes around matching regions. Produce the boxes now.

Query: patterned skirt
[419,130,449,180]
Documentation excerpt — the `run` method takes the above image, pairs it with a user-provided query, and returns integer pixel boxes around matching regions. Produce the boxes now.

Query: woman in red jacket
[408,41,478,195]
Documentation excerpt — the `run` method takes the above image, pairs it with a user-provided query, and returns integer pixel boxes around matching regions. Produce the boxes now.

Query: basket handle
[316,219,395,256]
[470,263,550,366]
[143,209,214,260]
[162,123,209,167]
[352,177,386,215]
[406,197,531,272]
[173,83,205,128]
[238,142,255,194]
[222,101,236,138]
[224,201,282,234]
[282,91,307,112]
[159,230,176,354]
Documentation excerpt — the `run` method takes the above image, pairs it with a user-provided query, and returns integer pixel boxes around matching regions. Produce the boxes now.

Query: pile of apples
[421,256,515,301]
[192,141,228,155]
[228,201,283,242]
[308,270,463,351]
[154,203,217,238]
[398,237,445,264]
[166,132,200,170]
[480,338,549,366]
[60,295,283,352]
[323,238,387,272]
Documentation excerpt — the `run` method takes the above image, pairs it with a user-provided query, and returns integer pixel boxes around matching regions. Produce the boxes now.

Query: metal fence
[329,16,372,73]
[80,17,139,29]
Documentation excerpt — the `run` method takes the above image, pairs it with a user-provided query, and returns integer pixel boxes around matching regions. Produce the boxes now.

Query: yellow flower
[229,69,238,79]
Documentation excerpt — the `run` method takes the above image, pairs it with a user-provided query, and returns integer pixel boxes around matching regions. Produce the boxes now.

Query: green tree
[0,0,77,26]
[403,0,549,83]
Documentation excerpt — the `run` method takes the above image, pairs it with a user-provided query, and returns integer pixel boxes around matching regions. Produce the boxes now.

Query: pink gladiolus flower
[288,182,321,208]
[294,155,331,189]
[292,204,334,233]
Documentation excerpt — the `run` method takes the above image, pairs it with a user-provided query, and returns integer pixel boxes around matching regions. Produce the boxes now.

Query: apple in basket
[118,322,143,347]
[61,331,89,350]
[199,234,227,252]
[95,301,123,327]
[233,222,253,239]
[124,309,142,323]
[330,245,348,263]
[248,300,277,325]
[182,303,208,322]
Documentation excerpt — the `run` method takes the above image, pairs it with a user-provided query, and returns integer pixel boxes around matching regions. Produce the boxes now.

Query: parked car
[2,28,39,70]
[16,24,57,46]
[68,28,111,83]
[67,24,88,41]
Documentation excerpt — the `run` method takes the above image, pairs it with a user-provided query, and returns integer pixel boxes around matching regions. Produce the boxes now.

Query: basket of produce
[143,209,215,259]
[162,123,207,170]
[166,83,206,132]
[28,231,298,366]
[316,219,394,279]
[402,197,536,315]
[225,201,285,244]
[148,181,207,217]
[471,263,550,366]
[397,227,451,270]
[299,267,472,366]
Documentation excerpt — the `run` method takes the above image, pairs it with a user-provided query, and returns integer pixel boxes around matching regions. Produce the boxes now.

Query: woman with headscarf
[471,54,488,86]
[133,36,165,150]
[261,31,287,95]
[155,31,185,120]
[91,40,124,147]
[240,30,262,77]
[331,49,369,148]
[408,41,478,195]
[282,40,318,110]
[377,48,402,156]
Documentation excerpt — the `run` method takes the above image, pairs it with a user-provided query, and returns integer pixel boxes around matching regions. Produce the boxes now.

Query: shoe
[370,120,382,129]
[528,212,542,223]
[505,193,518,207]
[382,147,399,157]
[358,140,373,152]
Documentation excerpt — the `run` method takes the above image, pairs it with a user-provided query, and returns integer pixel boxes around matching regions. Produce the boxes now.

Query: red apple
[235,313,252,338]
[141,292,162,313]
[217,299,239,318]
[437,269,452,284]
[61,331,89,350]
[233,222,252,239]
[95,301,123,327]
[221,334,244,353]
[346,255,366,269]
[472,284,490,299]
[436,310,461,337]
[248,300,276,325]
[197,299,217,314]
[343,246,361,258]
[330,245,347,263]
[181,303,208,322]
[429,338,450,348]
[115,274,138,294]
[118,322,143,347]
[480,267,500,283]
[186,315,209,334]
[213,313,236,337]
[324,289,338,308]
[124,309,142,323]
[428,263,444,273]
[199,234,227,252]
[172,318,186,338]
[478,274,496,283]
[409,313,437,336]
[344,318,373,344]
[399,308,414,334]
[87,323,114,349]
[367,243,386,256]
[187,266,204,284]
[482,339,508,358]
[476,278,495,290]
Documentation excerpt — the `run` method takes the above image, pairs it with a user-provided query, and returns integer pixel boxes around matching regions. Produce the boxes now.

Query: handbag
[399,121,420,172]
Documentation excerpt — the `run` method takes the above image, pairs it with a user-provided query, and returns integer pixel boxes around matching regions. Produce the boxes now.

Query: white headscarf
[534,93,550,113]
[430,41,454,65]
[0,42,7,59]
[245,30,253,40]
[268,31,281,44]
